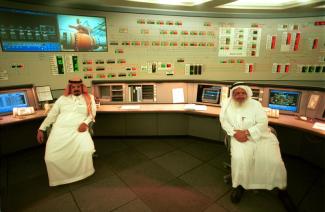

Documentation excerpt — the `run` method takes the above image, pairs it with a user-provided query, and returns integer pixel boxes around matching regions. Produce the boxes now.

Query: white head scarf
[220,82,253,123]
[229,82,253,99]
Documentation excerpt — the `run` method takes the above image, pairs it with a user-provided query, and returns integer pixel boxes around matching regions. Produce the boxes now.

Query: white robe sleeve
[247,101,269,141]
[83,95,97,125]
[219,99,235,136]
[39,97,62,131]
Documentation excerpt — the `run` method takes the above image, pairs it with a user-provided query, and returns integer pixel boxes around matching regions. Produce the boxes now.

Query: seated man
[37,77,96,186]
[220,82,295,211]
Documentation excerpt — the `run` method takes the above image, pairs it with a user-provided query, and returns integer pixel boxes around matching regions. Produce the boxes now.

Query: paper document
[35,86,53,102]
[184,104,207,111]
[172,88,184,103]
[312,122,325,131]
[120,105,141,110]
[194,105,207,111]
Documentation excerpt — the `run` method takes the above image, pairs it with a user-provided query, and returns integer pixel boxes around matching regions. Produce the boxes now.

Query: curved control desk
[96,104,325,137]
[1,104,324,135]
[1,104,324,168]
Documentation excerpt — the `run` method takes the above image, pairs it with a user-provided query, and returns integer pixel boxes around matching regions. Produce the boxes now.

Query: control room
[0,0,324,211]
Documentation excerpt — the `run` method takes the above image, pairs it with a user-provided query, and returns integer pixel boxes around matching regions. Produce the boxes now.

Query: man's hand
[37,130,44,144]
[234,130,249,142]
[78,122,88,132]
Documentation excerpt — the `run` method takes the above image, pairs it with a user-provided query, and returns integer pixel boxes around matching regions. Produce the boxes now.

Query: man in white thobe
[220,82,296,210]
[37,77,96,186]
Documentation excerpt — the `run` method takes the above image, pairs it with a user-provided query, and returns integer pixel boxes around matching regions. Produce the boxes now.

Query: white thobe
[39,94,96,186]
[220,99,287,190]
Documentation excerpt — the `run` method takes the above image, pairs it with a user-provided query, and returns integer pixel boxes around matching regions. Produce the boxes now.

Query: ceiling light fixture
[216,0,324,9]
[126,0,212,6]
[315,4,325,8]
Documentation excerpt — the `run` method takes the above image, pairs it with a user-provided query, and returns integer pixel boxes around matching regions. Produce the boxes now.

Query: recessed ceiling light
[216,0,324,9]
[126,0,212,6]
[315,4,325,8]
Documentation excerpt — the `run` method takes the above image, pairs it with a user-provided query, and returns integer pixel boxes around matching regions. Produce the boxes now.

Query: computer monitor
[251,88,261,101]
[0,91,29,115]
[202,86,221,104]
[268,89,301,113]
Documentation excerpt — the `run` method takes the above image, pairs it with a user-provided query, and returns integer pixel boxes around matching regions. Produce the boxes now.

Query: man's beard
[73,91,81,96]
[233,99,247,107]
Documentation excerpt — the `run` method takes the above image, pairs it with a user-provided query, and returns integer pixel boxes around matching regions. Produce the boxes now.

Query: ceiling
[0,0,324,18]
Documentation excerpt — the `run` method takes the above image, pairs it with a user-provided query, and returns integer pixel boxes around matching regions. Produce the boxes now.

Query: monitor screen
[268,89,300,112]
[0,8,61,51]
[251,88,260,100]
[57,14,107,52]
[0,91,28,115]
[202,86,221,104]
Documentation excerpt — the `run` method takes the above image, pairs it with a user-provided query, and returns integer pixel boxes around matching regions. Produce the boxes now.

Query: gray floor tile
[113,198,152,212]
[180,163,232,201]
[299,176,324,212]
[284,156,321,205]
[122,137,155,147]
[203,203,229,212]
[138,178,213,212]
[68,158,115,190]
[132,140,175,159]
[164,136,199,148]
[117,161,176,193]
[217,190,287,212]
[7,147,47,185]
[208,151,230,172]
[72,175,137,212]
[2,136,324,212]
[153,150,202,177]
[103,147,149,172]
[94,138,129,156]
[6,175,70,212]
[181,141,226,162]
[22,192,80,212]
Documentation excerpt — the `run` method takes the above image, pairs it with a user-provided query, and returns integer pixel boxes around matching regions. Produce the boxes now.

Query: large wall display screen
[0,8,107,52]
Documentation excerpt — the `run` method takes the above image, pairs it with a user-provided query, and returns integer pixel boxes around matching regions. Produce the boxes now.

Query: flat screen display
[57,14,107,52]
[202,87,221,104]
[0,91,28,115]
[268,89,300,112]
[0,8,108,52]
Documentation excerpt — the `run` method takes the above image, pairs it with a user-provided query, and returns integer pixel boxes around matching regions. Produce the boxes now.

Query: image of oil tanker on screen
[58,14,108,52]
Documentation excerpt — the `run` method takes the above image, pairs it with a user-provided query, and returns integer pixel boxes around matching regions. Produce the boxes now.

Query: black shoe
[231,186,245,203]
[278,190,298,212]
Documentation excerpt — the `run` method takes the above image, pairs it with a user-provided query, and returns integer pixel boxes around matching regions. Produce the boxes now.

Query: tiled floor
[0,136,324,212]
